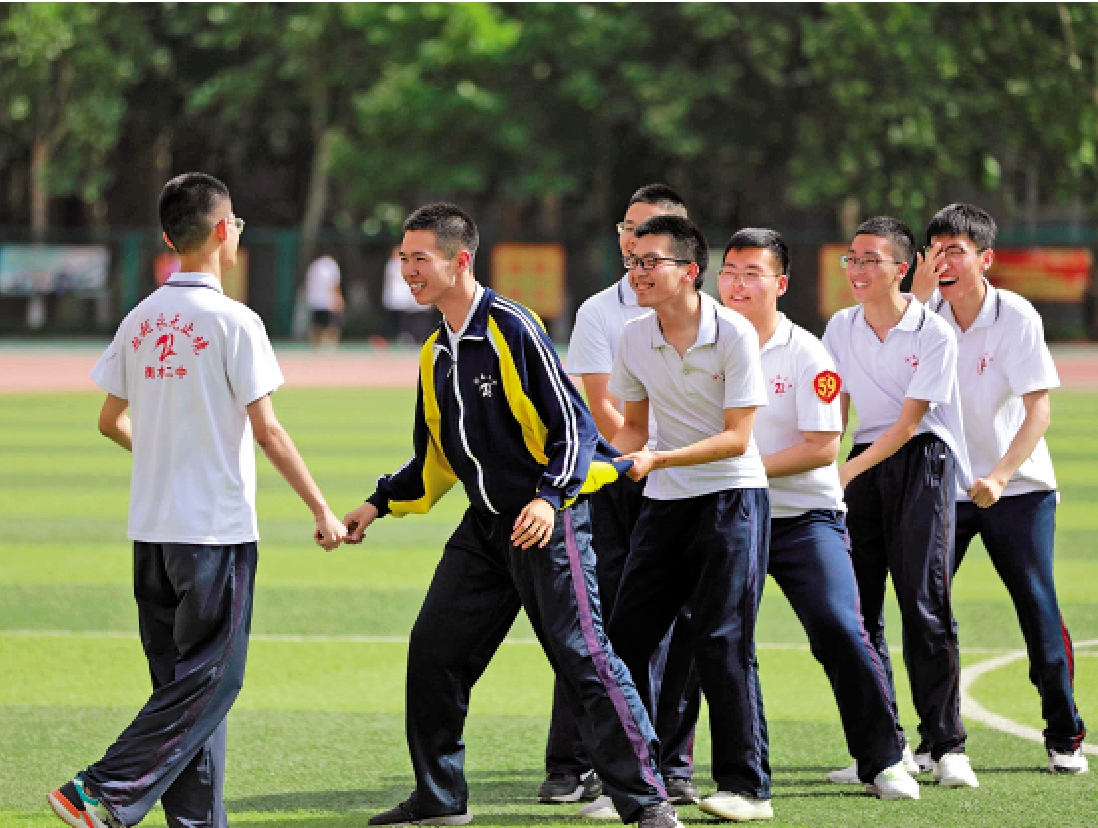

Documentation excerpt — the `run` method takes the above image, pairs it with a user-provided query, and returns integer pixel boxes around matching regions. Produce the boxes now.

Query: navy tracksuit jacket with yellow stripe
[367,287,667,821]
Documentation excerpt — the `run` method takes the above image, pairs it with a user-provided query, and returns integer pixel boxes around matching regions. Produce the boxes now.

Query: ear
[162,232,177,252]
[455,249,472,274]
[980,248,995,272]
[684,262,700,284]
[776,274,790,298]
[215,219,228,242]
[896,261,910,280]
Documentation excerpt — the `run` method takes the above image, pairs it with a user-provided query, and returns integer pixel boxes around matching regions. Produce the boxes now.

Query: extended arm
[98,394,132,452]
[580,372,625,441]
[247,394,346,550]
[970,389,1051,507]
[839,398,929,488]
[763,431,841,479]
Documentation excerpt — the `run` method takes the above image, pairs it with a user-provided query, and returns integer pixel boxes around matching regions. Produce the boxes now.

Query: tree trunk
[30,138,49,242]
[299,80,332,271]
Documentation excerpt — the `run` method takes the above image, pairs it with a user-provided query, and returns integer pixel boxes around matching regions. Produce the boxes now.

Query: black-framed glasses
[839,254,902,270]
[624,255,692,272]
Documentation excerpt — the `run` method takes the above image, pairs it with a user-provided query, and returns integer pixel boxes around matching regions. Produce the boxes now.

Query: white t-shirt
[91,272,284,544]
[305,256,341,311]
[609,291,769,499]
[929,282,1059,498]
[822,295,973,491]
[755,316,846,518]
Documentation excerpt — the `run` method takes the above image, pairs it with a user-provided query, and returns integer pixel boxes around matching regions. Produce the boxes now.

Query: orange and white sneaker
[48,777,123,828]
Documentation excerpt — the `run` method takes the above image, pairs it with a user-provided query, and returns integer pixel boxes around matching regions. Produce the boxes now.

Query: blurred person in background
[306,252,344,347]
[383,244,438,344]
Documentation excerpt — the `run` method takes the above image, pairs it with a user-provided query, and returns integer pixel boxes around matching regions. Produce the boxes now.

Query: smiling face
[847,234,907,304]
[399,229,469,307]
[718,246,788,321]
[628,233,696,308]
[928,232,994,306]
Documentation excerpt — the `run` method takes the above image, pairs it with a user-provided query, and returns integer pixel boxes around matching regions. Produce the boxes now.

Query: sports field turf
[1,388,1096,828]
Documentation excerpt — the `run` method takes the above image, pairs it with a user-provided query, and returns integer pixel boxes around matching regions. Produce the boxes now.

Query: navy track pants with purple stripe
[405,499,666,822]
[608,488,772,800]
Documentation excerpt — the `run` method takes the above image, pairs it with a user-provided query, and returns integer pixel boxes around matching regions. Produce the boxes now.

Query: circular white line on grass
[961,639,1098,757]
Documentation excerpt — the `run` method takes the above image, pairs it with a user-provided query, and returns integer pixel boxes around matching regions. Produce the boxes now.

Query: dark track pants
[608,488,771,800]
[545,476,700,781]
[83,542,257,828]
[845,434,966,761]
[768,510,903,781]
[405,500,665,822]
[955,491,1086,752]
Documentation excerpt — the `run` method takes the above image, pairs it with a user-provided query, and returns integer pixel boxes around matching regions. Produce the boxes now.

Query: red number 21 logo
[154,333,177,362]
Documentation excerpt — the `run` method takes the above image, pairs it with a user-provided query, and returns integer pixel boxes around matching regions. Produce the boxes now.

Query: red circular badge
[813,370,841,403]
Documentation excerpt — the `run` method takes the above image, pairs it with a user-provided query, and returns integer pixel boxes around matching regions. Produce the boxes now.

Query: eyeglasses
[624,255,692,272]
[718,268,779,284]
[221,216,245,234]
[839,254,903,270]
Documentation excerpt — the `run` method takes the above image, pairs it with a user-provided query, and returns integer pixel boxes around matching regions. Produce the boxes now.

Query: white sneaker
[904,745,929,775]
[866,762,920,800]
[933,753,979,788]
[825,761,860,784]
[1048,748,1090,774]
[577,795,619,820]
[698,791,774,821]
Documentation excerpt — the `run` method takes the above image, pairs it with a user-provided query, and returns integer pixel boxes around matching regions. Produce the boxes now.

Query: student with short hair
[546,183,700,814]
[911,203,1088,773]
[719,228,919,800]
[342,203,681,828]
[49,173,347,828]
[605,216,775,822]
[822,216,978,789]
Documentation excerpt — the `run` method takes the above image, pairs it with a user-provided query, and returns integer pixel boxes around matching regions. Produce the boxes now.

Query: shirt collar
[967,278,999,329]
[617,274,639,307]
[165,272,224,293]
[759,314,794,355]
[447,283,487,341]
[649,292,720,350]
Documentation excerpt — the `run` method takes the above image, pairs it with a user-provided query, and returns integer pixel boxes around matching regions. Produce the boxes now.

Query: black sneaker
[537,770,601,803]
[368,798,473,826]
[664,777,700,806]
[48,778,124,828]
[638,801,683,828]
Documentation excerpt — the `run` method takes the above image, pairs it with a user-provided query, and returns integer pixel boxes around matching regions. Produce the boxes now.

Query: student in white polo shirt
[49,173,347,828]
[911,202,1088,774]
[546,184,701,812]
[822,216,979,790]
[719,228,918,801]
[605,215,774,822]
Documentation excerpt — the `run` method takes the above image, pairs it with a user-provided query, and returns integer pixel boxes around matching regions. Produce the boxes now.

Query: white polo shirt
[609,291,769,500]
[822,295,973,491]
[928,281,1058,498]
[755,316,846,518]
[91,272,284,544]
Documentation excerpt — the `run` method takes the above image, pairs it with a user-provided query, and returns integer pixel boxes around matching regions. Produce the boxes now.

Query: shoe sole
[668,795,700,806]
[537,786,586,804]
[864,783,920,801]
[48,791,96,828]
[1049,763,1089,774]
[698,800,774,822]
[371,813,473,826]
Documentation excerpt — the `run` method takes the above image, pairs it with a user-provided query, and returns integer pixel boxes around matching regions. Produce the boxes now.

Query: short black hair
[158,173,230,254]
[723,228,790,276]
[854,216,915,270]
[634,215,709,289]
[628,183,688,217]
[926,203,997,250]
[403,202,479,260]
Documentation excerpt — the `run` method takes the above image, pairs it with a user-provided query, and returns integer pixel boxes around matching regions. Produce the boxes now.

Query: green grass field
[1,388,1096,828]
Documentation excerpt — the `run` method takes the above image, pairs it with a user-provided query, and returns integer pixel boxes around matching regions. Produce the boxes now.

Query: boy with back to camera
[48,172,347,828]
[822,216,979,789]
[911,203,1087,773]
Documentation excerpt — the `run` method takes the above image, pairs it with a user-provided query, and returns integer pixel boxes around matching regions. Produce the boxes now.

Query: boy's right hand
[911,242,946,302]
[314,505,349,551]
[343,502,380,544]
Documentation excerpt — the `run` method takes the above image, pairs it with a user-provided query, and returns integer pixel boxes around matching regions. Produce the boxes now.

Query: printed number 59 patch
[813,370,841,403]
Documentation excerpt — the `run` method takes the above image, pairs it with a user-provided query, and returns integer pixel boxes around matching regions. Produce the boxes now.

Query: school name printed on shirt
[131,311,210,380]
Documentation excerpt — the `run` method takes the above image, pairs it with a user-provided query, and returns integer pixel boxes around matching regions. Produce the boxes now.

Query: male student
[548,184,700,813]
[719,227,919,800]
[605,216,774,822]
[342,203,680,828]
[48,173,347,828]
[911,203,1088,773]
[821,216,979,789]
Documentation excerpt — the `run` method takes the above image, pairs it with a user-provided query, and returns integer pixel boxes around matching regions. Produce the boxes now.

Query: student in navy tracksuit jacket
[344,204,679,828]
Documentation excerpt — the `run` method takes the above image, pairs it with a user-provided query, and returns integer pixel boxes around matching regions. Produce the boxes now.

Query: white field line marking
[960,638,1098,757]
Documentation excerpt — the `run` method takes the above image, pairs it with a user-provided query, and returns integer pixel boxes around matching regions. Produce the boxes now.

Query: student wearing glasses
[605,216,774,822]
[910,203,1088,774]
[718,228,919,801]
[550,184,701,815]
[821,217,978,789]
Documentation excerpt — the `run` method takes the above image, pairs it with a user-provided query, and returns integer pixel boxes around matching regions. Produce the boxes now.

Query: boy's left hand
[969,476,1004,508]
[512,497,556,549]
[617,449,659,481]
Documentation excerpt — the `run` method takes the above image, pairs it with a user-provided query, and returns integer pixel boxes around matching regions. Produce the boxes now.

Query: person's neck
[655,289,702,356]
[862,290,908,342]
[438,275,479,333]
[948,277,988,333]
[177,253,222,281]
[745,307,782,349]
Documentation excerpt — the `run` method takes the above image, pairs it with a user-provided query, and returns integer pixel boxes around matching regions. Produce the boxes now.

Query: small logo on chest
[772,375,792,395]
[977,352,993,375]
[473,373,498,398]
[905,354,920,371]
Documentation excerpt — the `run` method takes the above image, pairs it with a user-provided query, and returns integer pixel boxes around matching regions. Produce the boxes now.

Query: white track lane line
[960,638,1098,756]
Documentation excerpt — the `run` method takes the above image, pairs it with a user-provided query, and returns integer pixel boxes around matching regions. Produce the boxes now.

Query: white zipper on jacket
[450,340,498,514]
